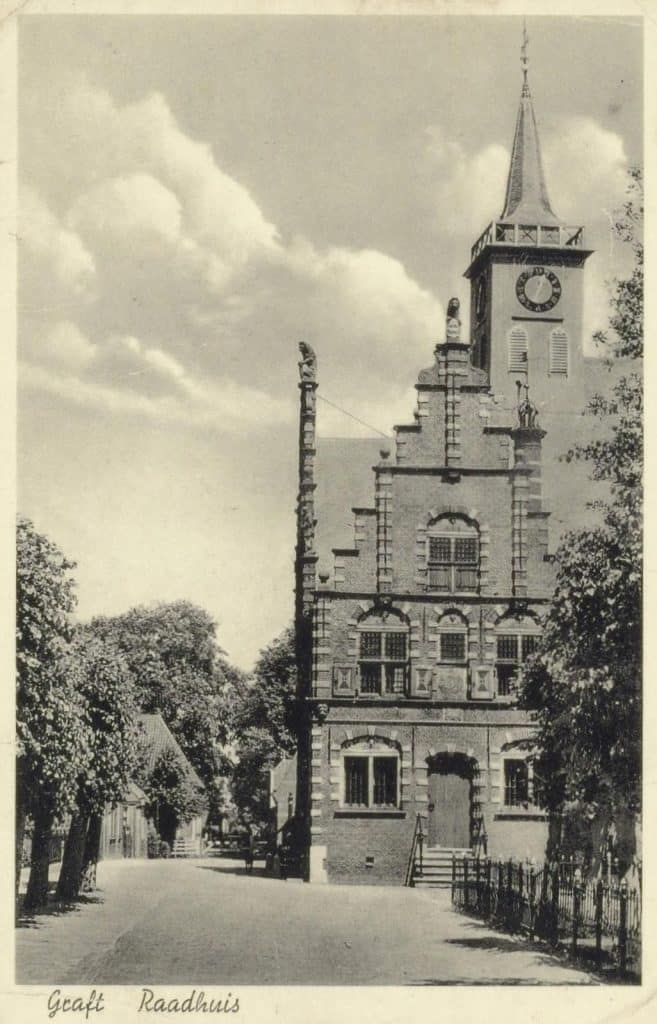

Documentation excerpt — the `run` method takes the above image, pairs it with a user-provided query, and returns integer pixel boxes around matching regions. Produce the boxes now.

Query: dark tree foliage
[16,518,91,908]
[228,627,297,824]
[518,169,642,867]
[89,602,236,789]
[56,631,140,899]
[140,748,208,847]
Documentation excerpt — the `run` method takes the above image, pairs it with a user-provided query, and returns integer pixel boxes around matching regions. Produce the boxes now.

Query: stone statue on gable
[445,297,461,342]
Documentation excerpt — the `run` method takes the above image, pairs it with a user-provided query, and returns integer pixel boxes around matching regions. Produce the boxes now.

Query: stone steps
[411,847,471,888]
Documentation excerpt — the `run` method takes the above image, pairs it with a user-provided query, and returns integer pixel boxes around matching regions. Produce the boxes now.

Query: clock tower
[465,29,593,420]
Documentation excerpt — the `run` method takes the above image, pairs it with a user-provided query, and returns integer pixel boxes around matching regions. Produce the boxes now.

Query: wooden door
[427,761,471,848]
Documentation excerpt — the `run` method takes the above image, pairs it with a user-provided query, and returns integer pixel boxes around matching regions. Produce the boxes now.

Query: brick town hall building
[293,49,594,885]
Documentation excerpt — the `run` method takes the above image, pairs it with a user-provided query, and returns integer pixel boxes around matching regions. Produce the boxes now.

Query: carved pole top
[298,341,317,383]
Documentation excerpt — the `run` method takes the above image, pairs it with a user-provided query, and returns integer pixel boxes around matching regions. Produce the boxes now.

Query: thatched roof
[137,713,205,790]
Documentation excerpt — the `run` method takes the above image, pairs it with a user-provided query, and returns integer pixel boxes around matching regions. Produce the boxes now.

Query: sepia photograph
[12,6,644,997]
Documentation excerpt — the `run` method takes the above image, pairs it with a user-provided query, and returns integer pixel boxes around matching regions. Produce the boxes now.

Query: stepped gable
[417,358,488,389]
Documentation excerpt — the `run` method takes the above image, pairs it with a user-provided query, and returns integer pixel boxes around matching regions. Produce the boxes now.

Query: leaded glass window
[427,520,479,594]
[496,628,540,696]
[358,623,409,696]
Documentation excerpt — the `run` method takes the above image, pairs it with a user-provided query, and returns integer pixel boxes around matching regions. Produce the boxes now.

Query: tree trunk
[588,808,612,879]
[79,813,102,893]
[15,790,27,900]
[24,804,54,911]
[56,812,89,901]
[546,812,563,863]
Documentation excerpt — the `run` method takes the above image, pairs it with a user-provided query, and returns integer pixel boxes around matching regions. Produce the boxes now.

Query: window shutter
[508,327,528,372]
[549,328,568,375]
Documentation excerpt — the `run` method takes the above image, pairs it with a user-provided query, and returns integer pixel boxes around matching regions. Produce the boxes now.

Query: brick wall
[308,709,549,885]
[301,327,554,883]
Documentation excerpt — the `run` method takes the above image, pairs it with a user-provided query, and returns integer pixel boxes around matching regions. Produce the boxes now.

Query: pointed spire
[501,23,559,225]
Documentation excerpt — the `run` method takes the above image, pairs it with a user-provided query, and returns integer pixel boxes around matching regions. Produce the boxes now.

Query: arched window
[508,326,528,373]
[495,614,541,696]
[342,738,400,809]
[549,328,569,376]
[357,609,409,697]
[437,611,468,664]
[427,515,479,594]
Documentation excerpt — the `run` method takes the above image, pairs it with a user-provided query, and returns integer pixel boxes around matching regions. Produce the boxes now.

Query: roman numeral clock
[515,266,562,313]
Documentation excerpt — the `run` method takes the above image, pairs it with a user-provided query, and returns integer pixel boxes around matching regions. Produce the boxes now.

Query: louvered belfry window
[549,328,569,375]
[508,326,528,372]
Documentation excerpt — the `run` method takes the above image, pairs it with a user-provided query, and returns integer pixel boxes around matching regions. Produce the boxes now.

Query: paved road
[16,859,597,986]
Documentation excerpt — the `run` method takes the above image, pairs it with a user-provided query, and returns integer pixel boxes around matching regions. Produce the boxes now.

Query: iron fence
[451,856,641,980]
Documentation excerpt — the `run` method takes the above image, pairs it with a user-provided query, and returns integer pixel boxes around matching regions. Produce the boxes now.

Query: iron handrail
[404,813,427,886]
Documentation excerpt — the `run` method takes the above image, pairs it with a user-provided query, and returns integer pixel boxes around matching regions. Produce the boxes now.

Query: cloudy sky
[17,14,642,668]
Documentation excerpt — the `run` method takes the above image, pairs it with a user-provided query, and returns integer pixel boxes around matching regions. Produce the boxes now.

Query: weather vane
[521,19,530,92]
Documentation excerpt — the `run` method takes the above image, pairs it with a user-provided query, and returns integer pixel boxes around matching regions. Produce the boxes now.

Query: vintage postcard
[3,2,653,1023]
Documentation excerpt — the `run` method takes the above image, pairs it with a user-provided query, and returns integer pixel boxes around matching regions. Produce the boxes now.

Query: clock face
[516,266,562,313]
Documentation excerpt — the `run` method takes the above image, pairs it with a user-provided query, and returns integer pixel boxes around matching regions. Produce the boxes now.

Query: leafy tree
[56,631,140,899]
[228,627,297,825]
[16,518,91,909]
[140,748,207,846]
[519,169,642,870]
[89,602,236,792]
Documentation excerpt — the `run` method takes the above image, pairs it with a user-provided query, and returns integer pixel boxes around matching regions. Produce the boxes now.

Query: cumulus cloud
[20,75,444,434]
[19,186,97,306]
[543,116,629,226]
[21,71,632,437]
[424,115,629,240]
[19,348,293,431]
[423,125,510,238]
[38,77,280,268]
[69,174,183,245]
[38,321,98,371]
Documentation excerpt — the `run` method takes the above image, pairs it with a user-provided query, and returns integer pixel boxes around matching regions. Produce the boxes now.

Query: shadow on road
[16,890,105,929]
[193,863,271,880]
[438,923,605,984]
[445,935,538,953]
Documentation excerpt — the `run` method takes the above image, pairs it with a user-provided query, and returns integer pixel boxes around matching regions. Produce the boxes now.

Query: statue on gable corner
[446,297,461,342]
[298,341,317,382]
[516,379,540,428]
